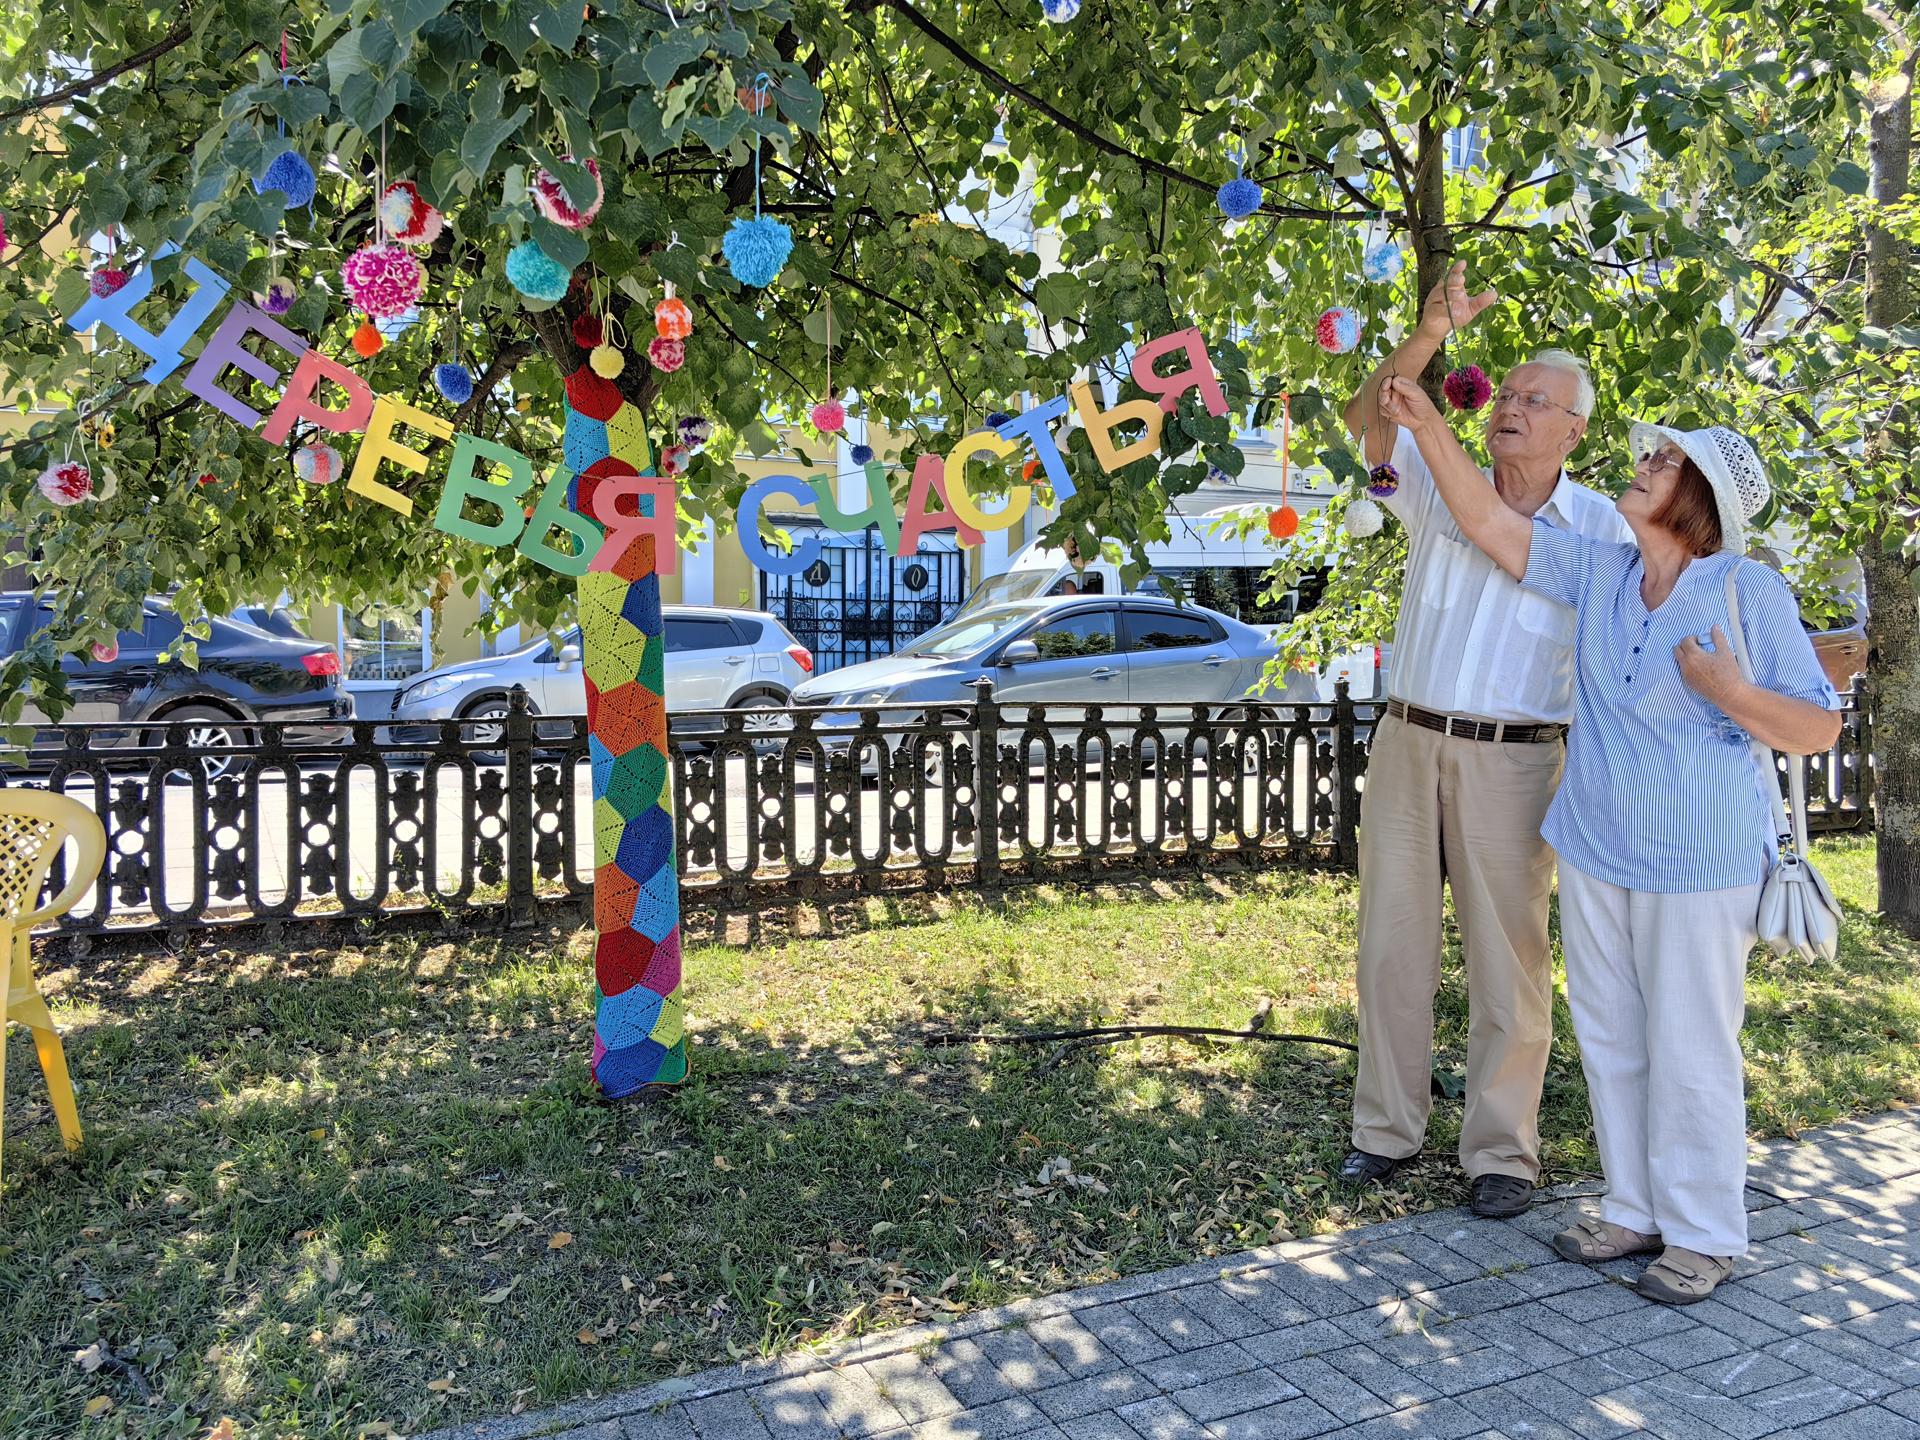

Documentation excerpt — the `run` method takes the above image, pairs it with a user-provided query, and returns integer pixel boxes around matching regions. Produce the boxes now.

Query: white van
[961,521,1387,702]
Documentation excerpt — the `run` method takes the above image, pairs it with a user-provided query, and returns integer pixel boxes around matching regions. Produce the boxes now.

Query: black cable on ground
[926,1000,1358,1070]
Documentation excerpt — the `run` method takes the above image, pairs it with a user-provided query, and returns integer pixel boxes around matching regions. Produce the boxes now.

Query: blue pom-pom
[1216,177,1263,221]
[850,443,874,465]
[434,363,474,404]
[254,150,318,209]
[985,410,1011,429]
[1040,0,1081,21]
[505,240,572,302]
[722,215,793,289]
[1362,242,1405,283]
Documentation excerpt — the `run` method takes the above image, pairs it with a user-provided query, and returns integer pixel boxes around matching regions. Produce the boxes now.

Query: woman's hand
[1378,375,1442,434]
[1675,627,1747,707]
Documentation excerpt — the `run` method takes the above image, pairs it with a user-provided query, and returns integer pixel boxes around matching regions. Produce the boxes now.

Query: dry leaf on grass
[479,1277,520,1305]
[84,1396,114,1417]
[204,1420,236,1440]
[576,1328,600,1346]
[426,1378,453,1393]
[73,1342,109,1374]
[547,1232,573,1251]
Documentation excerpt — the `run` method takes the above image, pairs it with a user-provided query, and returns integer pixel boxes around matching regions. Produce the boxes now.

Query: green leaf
[270,82,333,128]
[462,77,531,179]
[688,109,747,153]
[532,0,584,52]
[642,29,709,90]
[531,218,589,270]
[773,72,823,133]
[339,71,401,132]
[391,0,454,39]
[1829,160,1868,196]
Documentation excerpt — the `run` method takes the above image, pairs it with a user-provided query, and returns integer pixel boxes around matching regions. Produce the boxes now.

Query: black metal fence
[6,682,1872,950]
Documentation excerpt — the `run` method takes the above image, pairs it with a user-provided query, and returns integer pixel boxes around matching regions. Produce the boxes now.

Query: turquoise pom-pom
[505,240,572,302]
[434,363,474,404]
[722,215,793,289]
[254,150,318,209]
[1216,177,1263,220]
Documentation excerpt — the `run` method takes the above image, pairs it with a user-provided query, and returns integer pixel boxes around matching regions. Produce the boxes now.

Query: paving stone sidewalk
[431,1109,1920,1440]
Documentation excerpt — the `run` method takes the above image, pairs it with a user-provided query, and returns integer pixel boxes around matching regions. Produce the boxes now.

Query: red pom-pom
[572,312,604,348]
[351,320,385,357]
[810,398,846,434]
[647,336,685,373]
[197,472,217,486]
[91,639,119,663]
[89,267,129,298]
[1443,364,1493,411]
[1022,459,1040,482]
[1267,505,1300,539]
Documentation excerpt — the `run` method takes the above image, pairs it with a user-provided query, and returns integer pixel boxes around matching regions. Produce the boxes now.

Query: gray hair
[1519,348,1596,418]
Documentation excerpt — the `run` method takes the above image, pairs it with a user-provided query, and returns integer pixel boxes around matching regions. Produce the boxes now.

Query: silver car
[787,595,1316,732]
[388,605,814,742]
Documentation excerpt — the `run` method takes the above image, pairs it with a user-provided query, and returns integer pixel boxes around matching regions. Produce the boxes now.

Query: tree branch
[454,340,536,432]
[0,21,194,121]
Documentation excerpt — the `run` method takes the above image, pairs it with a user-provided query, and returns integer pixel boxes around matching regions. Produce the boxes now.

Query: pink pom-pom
[380,180,444,247]
[37,460,93,506]
[810,399,846,434]
[0,213,9,253]
[341,243,425,319]
[659,442,692,478]
[1315,306,1362,354]
[531,157,604,231]
[89,267,129,298]
[1443,364,1493,411]
[647,336,685,373]
[91,639,119,664]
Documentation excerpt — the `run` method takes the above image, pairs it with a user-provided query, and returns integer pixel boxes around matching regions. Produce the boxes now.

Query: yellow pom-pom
[590,343,625,378]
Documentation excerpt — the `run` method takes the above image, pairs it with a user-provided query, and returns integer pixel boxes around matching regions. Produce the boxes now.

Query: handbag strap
[1722,562,1806,859]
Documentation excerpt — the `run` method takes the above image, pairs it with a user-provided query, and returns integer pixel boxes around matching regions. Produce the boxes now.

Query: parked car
[0,593,351,776]
[788,594,1318,748]
[386,605,814,743]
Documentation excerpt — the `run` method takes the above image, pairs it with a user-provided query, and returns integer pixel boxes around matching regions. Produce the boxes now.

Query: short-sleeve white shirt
[1379,426,1632,724]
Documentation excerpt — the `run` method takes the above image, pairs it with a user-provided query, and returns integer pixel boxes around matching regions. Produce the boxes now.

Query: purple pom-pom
[434,363,474,404]
[850,443,875,465]
[1443,364,1493,412]
[1367,462,1400,499]
[260,277,298,315]
[678,415,713,449]
[1217,177,1263,220]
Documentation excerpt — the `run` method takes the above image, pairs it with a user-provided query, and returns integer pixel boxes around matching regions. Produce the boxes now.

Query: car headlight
[844,688,891,706]
[401,673,467,705]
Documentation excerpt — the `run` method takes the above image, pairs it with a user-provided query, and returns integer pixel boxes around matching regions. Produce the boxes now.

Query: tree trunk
[566,377,689,1095]
[1863,38,1920,929]
[1410,118,1451,399]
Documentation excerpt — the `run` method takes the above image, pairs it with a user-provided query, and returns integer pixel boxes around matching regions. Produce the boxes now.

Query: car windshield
[957,569,1056,617]
[906,606,1037,658]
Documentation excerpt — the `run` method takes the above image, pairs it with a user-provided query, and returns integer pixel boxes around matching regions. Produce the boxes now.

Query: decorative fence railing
[5,681,1871,950]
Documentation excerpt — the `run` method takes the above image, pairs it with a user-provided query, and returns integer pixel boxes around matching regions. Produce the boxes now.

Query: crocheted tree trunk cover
[565,372,688,1097]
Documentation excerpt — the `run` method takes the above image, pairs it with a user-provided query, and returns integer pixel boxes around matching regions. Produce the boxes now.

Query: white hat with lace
[1627,421,1771,556]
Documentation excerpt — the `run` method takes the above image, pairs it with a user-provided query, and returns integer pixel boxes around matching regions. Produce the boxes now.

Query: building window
[338,607,432,684]
[1446,125,1486,174]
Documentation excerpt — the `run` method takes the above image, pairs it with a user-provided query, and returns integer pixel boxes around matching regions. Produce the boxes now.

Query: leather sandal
[1552,1216,1663,1263]
[1637,1246,1734,1305]
[1470,1173,1535,1218]
[1340,1149,1407,1184]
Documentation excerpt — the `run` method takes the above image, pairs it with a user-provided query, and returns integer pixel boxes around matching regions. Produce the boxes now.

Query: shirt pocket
[1515,585,1576,647]
[1416,532,1478,612]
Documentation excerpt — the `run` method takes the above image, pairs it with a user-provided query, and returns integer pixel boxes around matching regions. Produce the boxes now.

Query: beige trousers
[1351,713,1563,1180]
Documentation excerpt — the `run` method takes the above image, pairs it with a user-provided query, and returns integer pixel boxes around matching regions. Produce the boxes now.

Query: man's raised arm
[1341,261,1497,466]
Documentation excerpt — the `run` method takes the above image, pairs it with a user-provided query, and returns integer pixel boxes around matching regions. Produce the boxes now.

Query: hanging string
[1278,391,1290,509]
[377,123,389,244]
[751,73,771,217]
[824,292,834,396]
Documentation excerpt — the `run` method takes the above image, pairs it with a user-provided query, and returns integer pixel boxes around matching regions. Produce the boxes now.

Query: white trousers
[1557,861,1761,1257]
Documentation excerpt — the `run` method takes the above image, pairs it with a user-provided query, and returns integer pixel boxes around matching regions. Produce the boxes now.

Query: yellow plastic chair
[0,788,105,1188]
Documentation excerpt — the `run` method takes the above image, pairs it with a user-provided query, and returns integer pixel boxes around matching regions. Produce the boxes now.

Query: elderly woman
[1376,372,1840,1305]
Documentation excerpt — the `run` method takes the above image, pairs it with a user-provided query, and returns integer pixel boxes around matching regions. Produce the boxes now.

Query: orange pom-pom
[655,295,693,340]
[1268,505,1300,539]
[351,320,384,357]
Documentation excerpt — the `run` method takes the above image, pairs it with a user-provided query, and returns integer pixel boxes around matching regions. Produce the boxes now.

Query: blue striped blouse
[1523,523,1840,894]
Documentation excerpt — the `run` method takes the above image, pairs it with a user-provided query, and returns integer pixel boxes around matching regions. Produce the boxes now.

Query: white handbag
[1723,565,1842,962]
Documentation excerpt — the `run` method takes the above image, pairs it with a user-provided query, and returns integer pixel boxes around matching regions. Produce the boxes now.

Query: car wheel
[146,704,251,782]
[460,696,514,764]
[733,692,791,755]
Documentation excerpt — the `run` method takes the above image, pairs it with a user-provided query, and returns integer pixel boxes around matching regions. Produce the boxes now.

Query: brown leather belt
[1387,699,1567,745]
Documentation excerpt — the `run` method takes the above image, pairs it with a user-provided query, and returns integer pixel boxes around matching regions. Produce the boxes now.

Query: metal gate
[759,526,967,674]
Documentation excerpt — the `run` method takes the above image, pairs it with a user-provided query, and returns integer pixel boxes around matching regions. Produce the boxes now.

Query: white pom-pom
[1344,496,1384,538]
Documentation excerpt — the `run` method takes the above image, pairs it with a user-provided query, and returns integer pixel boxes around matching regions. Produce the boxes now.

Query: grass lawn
[1,836,1916,1439]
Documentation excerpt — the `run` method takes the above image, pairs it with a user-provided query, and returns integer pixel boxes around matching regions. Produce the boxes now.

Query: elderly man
[1338,263,1631,1218]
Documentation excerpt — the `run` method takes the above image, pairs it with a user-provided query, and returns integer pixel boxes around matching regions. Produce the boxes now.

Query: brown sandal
[1637,1246,1733,1305]
[1551,1216,1663,1264]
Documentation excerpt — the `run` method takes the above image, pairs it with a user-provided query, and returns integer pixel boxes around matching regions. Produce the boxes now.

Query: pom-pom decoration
[1366,462,1400,499]
[1205,464,1232,485]
[1345,495,1385,538]
[572,313,604,348]
[851,443,875,465]
[294,442,342,485]
[1040,0,1081,22]
[89,268,128,298]
[341,243,424,319]
[434,363,474,404]
[37,460,93,506]
[659,443,692,479]
[679,415,713,449]
[591,343,626,378]
[646,337,684,373]
[531,157,604,231]
[1216,177,1263,221]
[197,472,217,486]
[1361,242,1405,284]
[254,149,318,209]
[722,215,793,289]
[260,277,298,316]
[1315,306,1363,354]
[504,240,572,302]
[985,410,1011,429]
[91,639,119,664]
[351,320,385,357]
[655,292,693,340]
[379,180,444,247]
[810,398,846,435]
[1443,363,1493,412]
[1022,459,1040,482]
[1268,505,1300,539]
